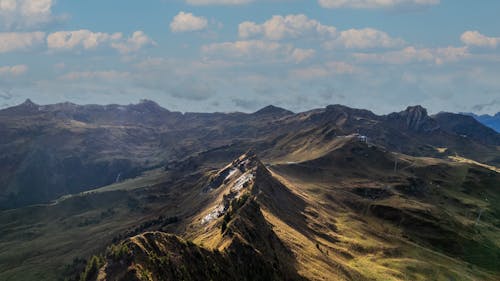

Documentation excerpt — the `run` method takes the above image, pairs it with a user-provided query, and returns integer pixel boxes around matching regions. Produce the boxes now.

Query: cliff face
[387,105,440,132]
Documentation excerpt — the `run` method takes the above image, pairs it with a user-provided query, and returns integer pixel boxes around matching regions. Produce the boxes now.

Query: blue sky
[0,0,499,114]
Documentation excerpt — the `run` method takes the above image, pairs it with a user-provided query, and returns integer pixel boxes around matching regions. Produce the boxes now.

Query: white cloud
[238,15,401,50]
[353,46,469,65]
[170,12,208,32]
[0,31,45,52]
[291,48,316,63]
[47,30,154,54]
[202,40,314,63]
[185,0,252,5]
[111,31,156,54]
[324,28,405,49]
[239,14,336,40]
[0,0,58,29]
[290,61,358,79]
[202,40,282,58]
[318,0,440,9]
[59,71,131,81]
[47,30,122,50]
[0,64,28,76]
[461,31,499,48]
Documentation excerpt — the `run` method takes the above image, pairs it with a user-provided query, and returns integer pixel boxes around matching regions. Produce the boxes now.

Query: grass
[267,149,500,281]
[448,156,500,173]
[54,168,167,204]
[1,143,499,281]
[0,168,198,281]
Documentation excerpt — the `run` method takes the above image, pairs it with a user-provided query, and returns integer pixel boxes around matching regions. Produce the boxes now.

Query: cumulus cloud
[239,14,336,40]
[291,48,316,63]
[47,30,122,50]
[324,28,405,49]
[238,14,402,50]
[353,46,469,65]
[0,31,45,52]
[185,0,252,5]
[461,31,499,48]
[0,64,28,76]
[47,29,154,53]
[111,31,156,54]
[318,0,440,9]
[0,0,60,30]
[170,12,208,32]
[202,40,314,63]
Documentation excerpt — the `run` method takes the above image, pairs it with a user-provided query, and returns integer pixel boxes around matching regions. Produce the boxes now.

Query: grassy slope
[1,140,499,281]
[269,141,500,280]
[0,167,211,281]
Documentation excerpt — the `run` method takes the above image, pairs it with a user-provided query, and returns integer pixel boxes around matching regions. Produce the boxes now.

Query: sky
[0,0,499,114]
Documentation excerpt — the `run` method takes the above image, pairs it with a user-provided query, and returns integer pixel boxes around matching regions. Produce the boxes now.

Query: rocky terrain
[0,100,498,281]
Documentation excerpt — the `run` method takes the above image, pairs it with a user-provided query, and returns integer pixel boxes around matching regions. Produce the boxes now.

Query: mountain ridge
[0,99,498,210]
[461,112,500,133]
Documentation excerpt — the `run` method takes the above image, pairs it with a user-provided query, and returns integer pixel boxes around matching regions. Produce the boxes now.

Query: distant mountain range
[0,99,499,281]
[462,112,500,132]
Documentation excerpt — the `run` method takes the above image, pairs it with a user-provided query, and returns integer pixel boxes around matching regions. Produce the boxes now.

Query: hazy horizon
[1,1,499,114]
[4,97,500,117]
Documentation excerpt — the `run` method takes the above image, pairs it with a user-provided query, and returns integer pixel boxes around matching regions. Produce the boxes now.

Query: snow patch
[232,172,254,193]
[225,168,239,181]
[201,204,226,224]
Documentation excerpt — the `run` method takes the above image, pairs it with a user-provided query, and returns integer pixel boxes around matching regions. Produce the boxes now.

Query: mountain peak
[253,105,293,117]
[138,99,159,105]
[21,99,37,107]
[394,105,438,132]
[130,99,169,113]
[401,105,428,120]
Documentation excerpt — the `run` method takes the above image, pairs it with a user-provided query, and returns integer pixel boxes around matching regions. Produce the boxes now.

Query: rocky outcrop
[388,105,440,132]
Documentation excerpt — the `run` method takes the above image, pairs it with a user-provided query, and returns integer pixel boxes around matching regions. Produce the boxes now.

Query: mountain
[0,100,499,279]
[87,152,307,281]
[0,130,499,280]
[252,105,294,118]
[0,100,498,209]
[388,105,439,132]
[462,112,500,133]
[434,112,500,145]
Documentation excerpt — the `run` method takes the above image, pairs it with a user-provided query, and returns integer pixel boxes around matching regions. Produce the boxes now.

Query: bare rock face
[403,106,429,131]
[389,105,440,132]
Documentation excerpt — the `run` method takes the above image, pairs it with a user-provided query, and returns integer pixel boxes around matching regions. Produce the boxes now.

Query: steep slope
[1,141,499,281]
[434,112,500,145]
[84,152,307,281]
[272,138,500,280]
[258,104,499,167]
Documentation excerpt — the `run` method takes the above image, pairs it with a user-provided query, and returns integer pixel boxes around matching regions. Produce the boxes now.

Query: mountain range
[462,112,500,133]
[0,100,499,281]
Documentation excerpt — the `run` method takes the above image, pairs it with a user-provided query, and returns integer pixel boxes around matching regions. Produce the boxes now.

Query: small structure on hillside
[353,133,368,143]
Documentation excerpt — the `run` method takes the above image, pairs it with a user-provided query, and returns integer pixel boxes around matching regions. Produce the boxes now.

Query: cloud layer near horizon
[0,0,499,115]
